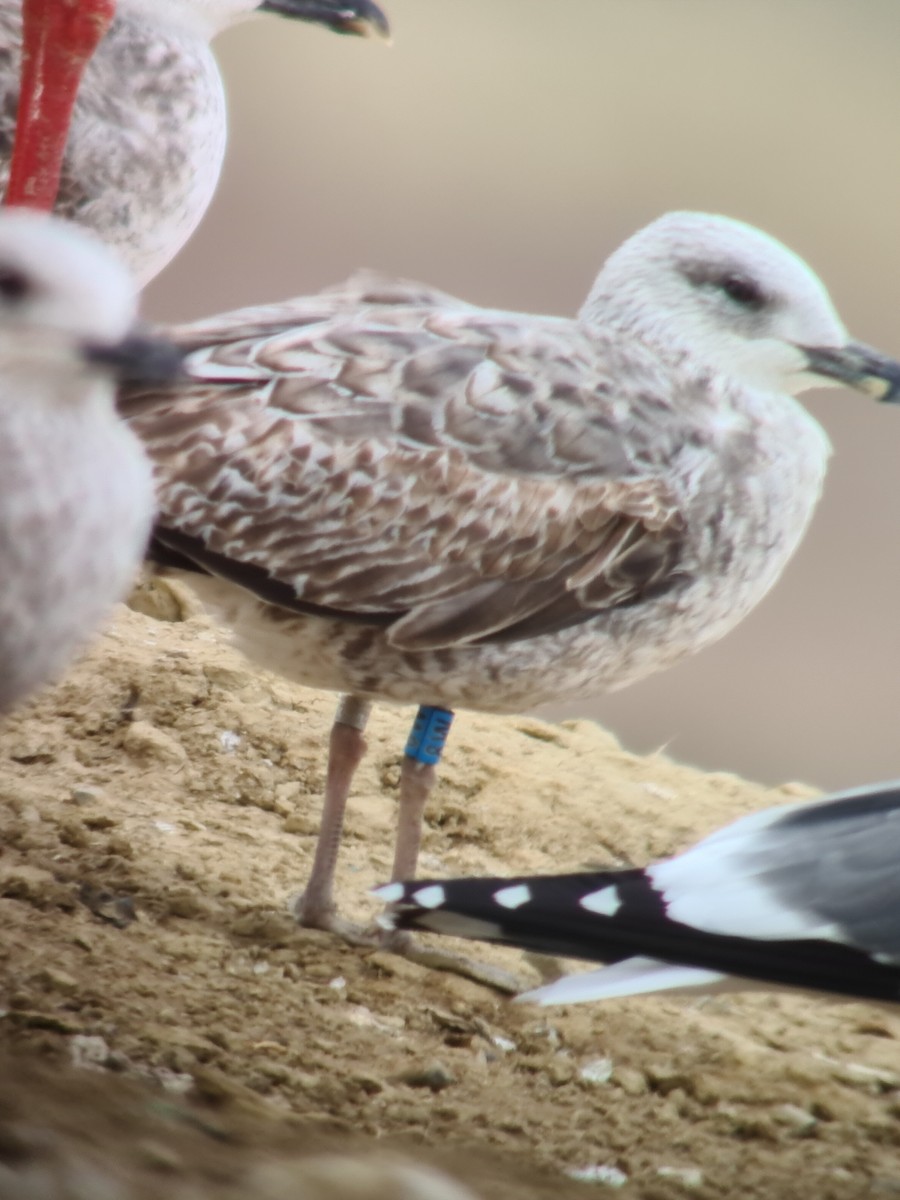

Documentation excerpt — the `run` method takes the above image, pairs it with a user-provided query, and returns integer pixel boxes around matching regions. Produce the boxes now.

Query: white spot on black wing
[372,882,405,903]
[579,885,622,916]
[411,884,446,909]
[493,884,532,909]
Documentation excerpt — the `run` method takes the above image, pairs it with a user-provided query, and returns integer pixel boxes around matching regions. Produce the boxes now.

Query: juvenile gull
[0,209,177,714]
[378,780,900,1006]
[0,0,390,283]
[119,211,900,949]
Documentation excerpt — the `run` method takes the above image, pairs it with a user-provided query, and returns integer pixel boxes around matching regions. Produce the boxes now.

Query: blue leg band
[404,706,454,765]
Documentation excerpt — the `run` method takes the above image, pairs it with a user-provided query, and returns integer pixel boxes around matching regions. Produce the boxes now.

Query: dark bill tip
[83,333,185,385]
[802,341,900,404]
[257,0,390,39]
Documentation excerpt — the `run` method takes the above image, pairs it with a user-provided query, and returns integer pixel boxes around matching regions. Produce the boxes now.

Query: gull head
[581,212,900,403]
[126,0,390,39]
[0,211,181,388]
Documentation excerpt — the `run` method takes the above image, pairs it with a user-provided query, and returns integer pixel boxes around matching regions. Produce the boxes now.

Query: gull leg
[378,706,522,994]
[390,710,449,881]
[292,694,371,936]
[376,705,451,953]
[381,754,437,952]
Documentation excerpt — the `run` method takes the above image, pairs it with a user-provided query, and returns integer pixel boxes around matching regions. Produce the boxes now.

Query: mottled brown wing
[163,271,476,352]
[122,282,686,650]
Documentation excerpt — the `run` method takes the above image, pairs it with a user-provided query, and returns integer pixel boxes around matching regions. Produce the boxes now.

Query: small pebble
[656,1165,704,1189]
[579,1057,614,1085]
[564,1164,629,1187]
[396,1062,456,1092]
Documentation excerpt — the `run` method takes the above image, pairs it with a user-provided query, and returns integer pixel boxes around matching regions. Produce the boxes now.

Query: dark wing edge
[382,872,900,1004]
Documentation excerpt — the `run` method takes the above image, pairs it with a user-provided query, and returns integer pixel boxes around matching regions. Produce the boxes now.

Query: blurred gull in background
[0,0,389,283]
[0,210,179,714]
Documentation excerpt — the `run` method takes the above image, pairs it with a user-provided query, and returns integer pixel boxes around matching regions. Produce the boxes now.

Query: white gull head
[0,210,182,397]
[580,212,897,402]
[0,210,135,354]
[0,210,170,714]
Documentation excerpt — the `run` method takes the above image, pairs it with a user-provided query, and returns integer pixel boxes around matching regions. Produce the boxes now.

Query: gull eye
[0,266,32,303]
[719,273,767,311]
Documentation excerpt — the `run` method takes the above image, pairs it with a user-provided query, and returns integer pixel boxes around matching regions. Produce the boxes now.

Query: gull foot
[289,891,376,947]
[376,923,524,994]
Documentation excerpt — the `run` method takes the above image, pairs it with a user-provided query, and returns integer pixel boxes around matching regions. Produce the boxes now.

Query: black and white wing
[377,781,900,1005]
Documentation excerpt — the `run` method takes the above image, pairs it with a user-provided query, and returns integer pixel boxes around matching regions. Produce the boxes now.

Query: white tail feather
[516,957,729,1005]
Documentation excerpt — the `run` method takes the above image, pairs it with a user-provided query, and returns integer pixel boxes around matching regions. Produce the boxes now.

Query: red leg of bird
[6,0,116,210]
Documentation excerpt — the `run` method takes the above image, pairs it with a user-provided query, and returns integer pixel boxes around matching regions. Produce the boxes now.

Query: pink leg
[391,757,436,883]
[380,756,437,952]
[6,0,117,211]
[293,694,371,931]
[376,712,523,991]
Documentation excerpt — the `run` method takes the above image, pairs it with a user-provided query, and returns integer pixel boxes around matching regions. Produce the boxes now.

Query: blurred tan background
[144,0,900,792]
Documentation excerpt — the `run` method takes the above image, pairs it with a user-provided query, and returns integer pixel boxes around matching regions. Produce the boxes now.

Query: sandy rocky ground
[0,578,898,1199]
